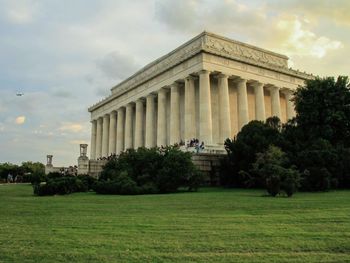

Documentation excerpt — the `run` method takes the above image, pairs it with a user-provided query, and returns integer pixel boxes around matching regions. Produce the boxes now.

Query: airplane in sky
[16,92,24,96]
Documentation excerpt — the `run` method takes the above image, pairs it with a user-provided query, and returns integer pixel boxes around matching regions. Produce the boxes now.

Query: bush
[33,176,92,196]
[28,171,46,185]
[93,172,141,195]
[252,146,300,197]
[77,175,97,190]
[95,147,202,195]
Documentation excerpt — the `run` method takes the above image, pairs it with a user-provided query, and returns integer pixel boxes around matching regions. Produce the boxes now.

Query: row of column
[90,70,295,159]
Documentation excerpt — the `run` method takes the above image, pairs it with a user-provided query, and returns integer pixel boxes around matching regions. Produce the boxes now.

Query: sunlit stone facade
[88,32,312,159]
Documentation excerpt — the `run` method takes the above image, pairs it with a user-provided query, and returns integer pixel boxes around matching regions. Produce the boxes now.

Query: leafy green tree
[221,119,282,187]
[294,76,350,147]
[252,146,300,197]
[296,139,338,191]
[0,163,21,181]
[283,76,350,190]
[21,161,45,183]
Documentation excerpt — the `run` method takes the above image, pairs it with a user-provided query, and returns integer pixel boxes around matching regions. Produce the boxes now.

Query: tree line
[0,161,45,183]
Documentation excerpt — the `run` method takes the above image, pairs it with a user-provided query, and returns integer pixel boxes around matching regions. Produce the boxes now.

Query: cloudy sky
[0,0,349,166]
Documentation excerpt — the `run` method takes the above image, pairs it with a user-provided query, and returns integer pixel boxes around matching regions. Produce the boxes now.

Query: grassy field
[0,184,349,263]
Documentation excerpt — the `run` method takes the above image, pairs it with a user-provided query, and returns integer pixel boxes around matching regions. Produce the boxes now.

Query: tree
[294,76,350,147]
[221,119,282,187]
[252,146,300,197]
[21,161,45,183]
[0,163,20,181]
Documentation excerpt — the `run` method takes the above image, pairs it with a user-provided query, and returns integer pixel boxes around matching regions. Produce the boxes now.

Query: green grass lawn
[0,184,349,263]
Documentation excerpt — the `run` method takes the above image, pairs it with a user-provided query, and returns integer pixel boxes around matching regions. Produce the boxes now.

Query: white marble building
[88,32,312,159]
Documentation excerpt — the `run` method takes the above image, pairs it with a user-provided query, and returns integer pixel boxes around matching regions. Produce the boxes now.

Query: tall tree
[294,76,350,146]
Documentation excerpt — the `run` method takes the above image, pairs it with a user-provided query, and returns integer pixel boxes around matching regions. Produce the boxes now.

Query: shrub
[33,176,90,196]
[28,171,46,185]
[77,175,97,190]
[96,147,202,195]
[252,146,300,197]
[93,171,141,195]
[47,172,64,180]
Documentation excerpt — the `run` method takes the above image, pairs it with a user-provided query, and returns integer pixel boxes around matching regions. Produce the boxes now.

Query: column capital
[110,110,117,117]
[250,81,265,88]
[126,102,134,107]
[185,75,196,81]
[170,82,179,89]
[217,73,229,79]
[198,69,210,75]
[158,87,167,94]
[117,106,125,113]
[234,77,247,84]
[266,85,280,92]
[280,88,293,96]
[136,98,145,104]
[146,93,156,99]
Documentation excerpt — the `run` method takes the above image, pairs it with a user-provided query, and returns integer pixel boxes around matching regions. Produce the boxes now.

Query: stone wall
[81,152,224,185]
[192,153,225,186]
[88,159,107,178]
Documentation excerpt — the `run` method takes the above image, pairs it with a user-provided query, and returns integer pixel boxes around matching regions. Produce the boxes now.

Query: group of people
[97,153,117,161]
[186,138,205,153]
[94,139,206,160]
[6,173,23,183]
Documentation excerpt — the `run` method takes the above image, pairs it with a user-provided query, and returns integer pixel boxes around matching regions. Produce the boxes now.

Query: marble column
[96,117,103,158]
[199,70,212,144]
[124,103,133,150]
[134,99,144,148]
[237,78,249,130]
[116,108,125,153]
[270,86,281,119]
[101,114,110,157]
[252,82,266,121]
[145,94,156,148]
[283,89,296,120]
[157,89,167,147]
[90,120,97,159]
[108,111,117,155]
[170,83,180,145]
[218,73,231,142]
[184,76,196,141]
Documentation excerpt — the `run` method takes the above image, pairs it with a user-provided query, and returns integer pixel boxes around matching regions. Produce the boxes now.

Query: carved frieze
[203,35,288,68]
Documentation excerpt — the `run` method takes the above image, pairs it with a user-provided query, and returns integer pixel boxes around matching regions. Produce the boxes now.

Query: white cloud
[153,1,343,61]
[69,140,87,145]
[267,0,350,26]
[15,116,26,125]
[59,122,84,133]
[274,17,343,58]
[2,0,40,25]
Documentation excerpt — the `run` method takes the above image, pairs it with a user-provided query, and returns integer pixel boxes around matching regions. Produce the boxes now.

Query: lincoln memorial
[88,32,312,160]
